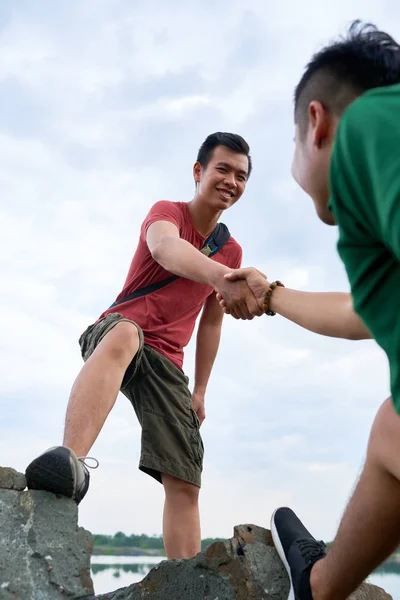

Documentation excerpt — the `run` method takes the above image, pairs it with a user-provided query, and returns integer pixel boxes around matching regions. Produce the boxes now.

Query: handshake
[215,267,272,320]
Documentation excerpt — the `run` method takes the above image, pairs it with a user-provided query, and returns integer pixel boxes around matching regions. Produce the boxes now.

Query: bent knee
[368,397,400,468]
[101,321,140,363]
[371,397,397,438]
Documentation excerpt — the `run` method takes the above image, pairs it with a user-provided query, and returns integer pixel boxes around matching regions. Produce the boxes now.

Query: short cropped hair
[295,21,400,136]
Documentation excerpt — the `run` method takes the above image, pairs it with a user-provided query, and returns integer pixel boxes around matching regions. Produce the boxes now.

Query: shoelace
[297,538,326,566]
[78,456,99,475]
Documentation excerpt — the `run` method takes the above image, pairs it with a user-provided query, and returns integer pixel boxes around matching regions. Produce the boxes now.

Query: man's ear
[193,161,202,183]
[308,101,332,148]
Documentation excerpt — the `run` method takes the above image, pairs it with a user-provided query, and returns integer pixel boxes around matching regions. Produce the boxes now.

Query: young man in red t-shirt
[25,132,260,559]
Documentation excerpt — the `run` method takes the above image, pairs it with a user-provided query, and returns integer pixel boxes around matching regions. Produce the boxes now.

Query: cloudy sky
[1,0,399,548]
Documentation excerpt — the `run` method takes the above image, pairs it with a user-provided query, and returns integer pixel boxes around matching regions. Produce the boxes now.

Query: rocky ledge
[95,524,392,600]
[0,466,392,600]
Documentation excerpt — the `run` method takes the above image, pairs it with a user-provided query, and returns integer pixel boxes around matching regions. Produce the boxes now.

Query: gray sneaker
[25,446,98,504]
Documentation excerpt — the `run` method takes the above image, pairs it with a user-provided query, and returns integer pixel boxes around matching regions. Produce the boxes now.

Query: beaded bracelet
[262,280,285,316]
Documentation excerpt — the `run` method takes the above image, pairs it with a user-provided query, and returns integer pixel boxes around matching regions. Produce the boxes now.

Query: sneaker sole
[25,451,75,499]
[271,508,295,600]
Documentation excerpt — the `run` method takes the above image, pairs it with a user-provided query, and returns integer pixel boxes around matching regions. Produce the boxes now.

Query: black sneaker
[25,446,98,504]
[271,507,326,600]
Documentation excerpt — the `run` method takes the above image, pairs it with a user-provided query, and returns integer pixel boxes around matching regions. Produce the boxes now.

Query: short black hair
[197,132,252,177]
[295,21,400,136]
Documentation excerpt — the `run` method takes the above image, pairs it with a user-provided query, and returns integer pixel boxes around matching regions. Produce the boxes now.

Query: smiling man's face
[193,145,249,210]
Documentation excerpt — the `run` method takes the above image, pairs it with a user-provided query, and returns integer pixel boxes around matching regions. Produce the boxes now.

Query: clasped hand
[215,268,270,320]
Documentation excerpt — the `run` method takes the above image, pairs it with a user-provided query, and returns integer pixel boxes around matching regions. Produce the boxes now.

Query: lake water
[91,555,400,597]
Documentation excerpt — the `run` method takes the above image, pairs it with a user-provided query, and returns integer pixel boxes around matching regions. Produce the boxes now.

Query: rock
[0,487,94,599]
[0,466,26,490]
[349,585,392,600]
[95,524,392,600]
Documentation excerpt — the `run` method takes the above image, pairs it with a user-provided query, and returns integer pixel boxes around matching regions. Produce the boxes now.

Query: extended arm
[146,220,229,288]
[146,220,262,319]
[269,286,371,340]
[219,268,371,340]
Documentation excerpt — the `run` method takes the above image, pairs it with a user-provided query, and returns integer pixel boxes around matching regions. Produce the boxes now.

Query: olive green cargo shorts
[79,313,204,487]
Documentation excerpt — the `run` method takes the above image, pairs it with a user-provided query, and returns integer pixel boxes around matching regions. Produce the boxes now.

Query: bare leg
[63,322,140,457]
[310,398,400,600]
[162,474,201,559]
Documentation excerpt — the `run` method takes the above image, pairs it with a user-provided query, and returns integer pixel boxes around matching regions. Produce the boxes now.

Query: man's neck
[188,195,222,237]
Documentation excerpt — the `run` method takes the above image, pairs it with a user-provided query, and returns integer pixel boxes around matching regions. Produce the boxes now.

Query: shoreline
[93,546,165,557]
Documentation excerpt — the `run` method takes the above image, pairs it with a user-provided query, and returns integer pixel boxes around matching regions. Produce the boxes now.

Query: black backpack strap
[109,274,179,308]
[200,222,230,257]
[109,222,231,309]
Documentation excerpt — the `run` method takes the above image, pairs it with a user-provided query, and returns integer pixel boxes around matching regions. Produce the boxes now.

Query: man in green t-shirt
[217,21,400,600]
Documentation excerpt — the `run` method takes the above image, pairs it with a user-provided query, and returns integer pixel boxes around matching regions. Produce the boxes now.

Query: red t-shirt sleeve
[142,201,184,234]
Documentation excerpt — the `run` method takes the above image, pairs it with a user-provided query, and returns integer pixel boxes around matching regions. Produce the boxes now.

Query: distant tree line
[93,532,224,551]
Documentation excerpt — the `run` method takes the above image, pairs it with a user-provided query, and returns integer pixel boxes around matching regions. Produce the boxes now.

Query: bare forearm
[194,323,222,393]
[270,288,371,340]
[152,237,228,288]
